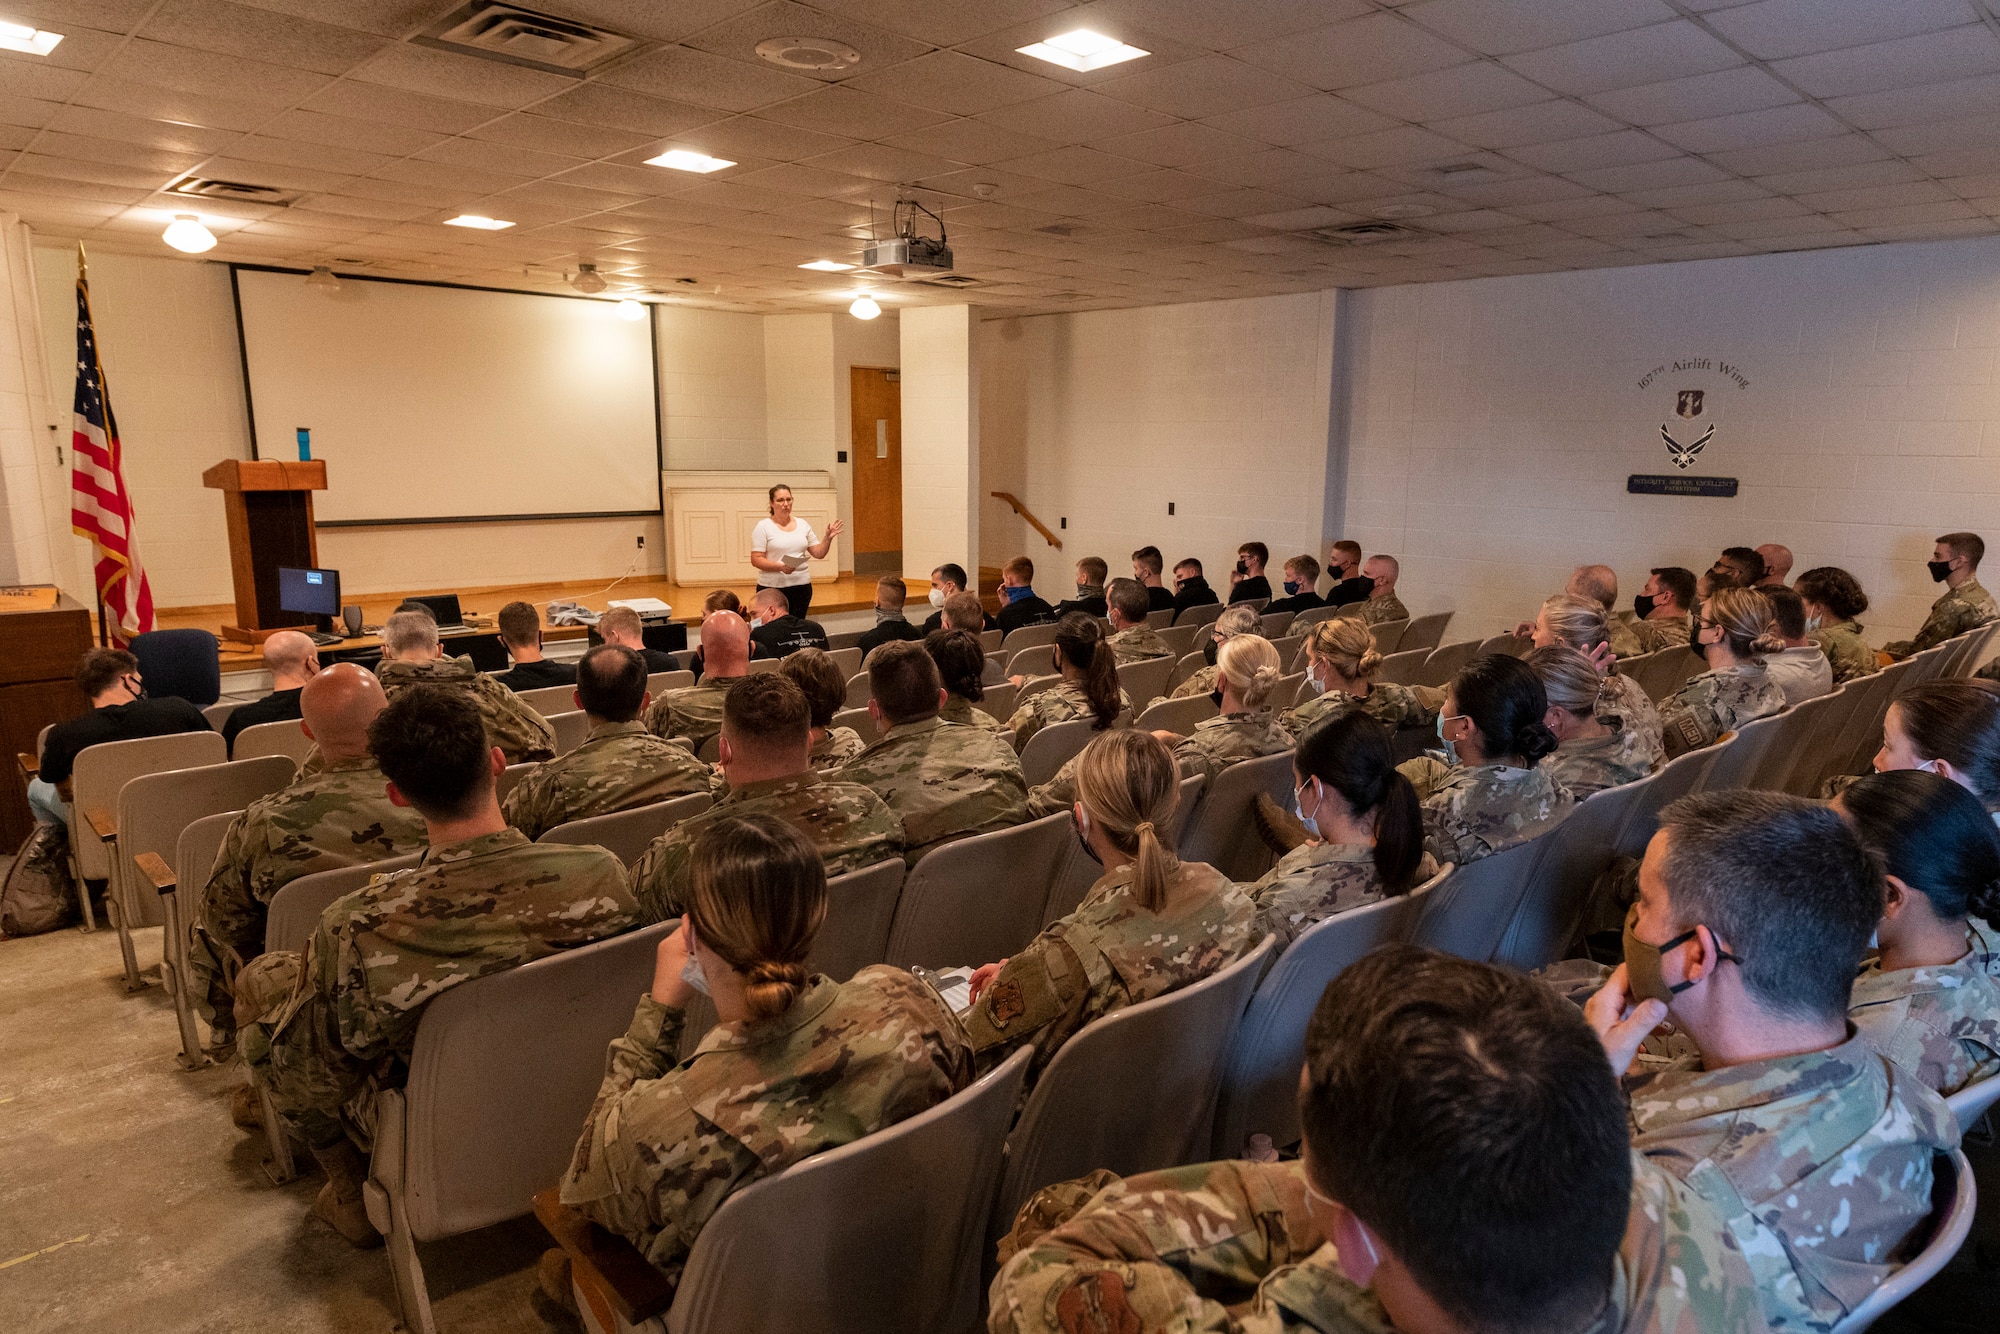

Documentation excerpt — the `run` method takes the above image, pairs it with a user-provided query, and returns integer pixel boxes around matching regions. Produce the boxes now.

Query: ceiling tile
[351,44,576,110]
[1871,113,2000,157]
[1093,168,1246,202]
[1771,26,2000,99]
[1579,66,1801,126]
[228,134,394,177]
[1507,129,1679,172]
[257,108,448,157]
[1706,132,1890,176]
[808,0,1071,49]
[759,85,953,139]
[1567,156,1729,192]
[1233,13,1471,90]
[1169,186,1306,218]
[1303,125,1474,170]
[1648,102,1846,153]
[0,59,89,103]
[800,142,963,183]
[1792,180,1956,211]
[992,145,1152,186]
[1091,0,1370,47]
[1344,60,1552,122]
[531,85,721,138]
[599,44,822,112]
[1095,121,1261,168]
[14,154,167,190]
[368,155,527,195]
[1831,199,1978,228]
[696,114,854,161]
[1751,159,1924,194]
[300,81,497,135]
[976,89,1175,143]
[1442,174,1596,206]
[1666,195,1810,224]
[46,104,245,155]
[0,95,60,132]
[468,114,655,159]
[1094,56,1315,119]
[101,36,335,105]
[1702,0,1979,61]
[682,1,933,77]
[1621,179,1772,209]
[1401,0,1676,56]
[416,137,583,179]
[142,0,387,76]
[1428,99,1624,149]
[22,130,202,175]
[844,49,1068,115]
[1196,95,1401,147]
[229,0,441,38]
[1500,22,1744,97]
[880,117,1057,164]
[1,24,120,74]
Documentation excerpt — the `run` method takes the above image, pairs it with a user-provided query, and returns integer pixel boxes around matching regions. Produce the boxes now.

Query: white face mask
[681,928,711,996]
[1306,662,1330,696]
[1294,778,1321,838]
[928,587,946,608]
[1805,614,1823,633]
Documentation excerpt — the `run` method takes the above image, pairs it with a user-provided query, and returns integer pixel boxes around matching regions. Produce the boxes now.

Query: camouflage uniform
[236,830,635,1147]
[987,1155,1768,1334]
[1399,756,1575,866]
[1354,593,1407,627]
[1171,710,1295,787]
[1545,725,1659,799]
[642,674,745,754]
[187,756,426,1038]
[1007,681,1131,750]
[1171,664,1221,700]
[1282,681,1440,740]
[1105,625,1173,665]
[1885,577,1997,659]
[940,694,1002,732]
[561,966,973,1289]
[963,859,1259,1085]
[501,720,711,840]
[1630,615,1693,654]
[1850,947,2000,1096]
[1629,1028,1960,1332]
[1247,841,1439,944]
[834,716,1028,863]
[1607,615,1644,660]
[628,771,903,924]
[1598,673,1664,760]
[1811,619,1877,685]
[1658,663,1786,755]
[809,724,868,771]
[376,656,556,763]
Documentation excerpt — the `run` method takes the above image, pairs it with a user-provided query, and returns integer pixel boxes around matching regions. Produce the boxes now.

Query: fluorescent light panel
[799,259,854,271]
[1017,29,1147,72]
[444,214,513,230]
[646,149,735,174]
[0,20,63,55]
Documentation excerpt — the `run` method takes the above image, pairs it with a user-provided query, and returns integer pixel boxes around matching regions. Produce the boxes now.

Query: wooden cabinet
[0,589,91,850]
[662,471,837,587]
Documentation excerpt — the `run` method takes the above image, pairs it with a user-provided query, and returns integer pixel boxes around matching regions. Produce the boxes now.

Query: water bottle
[1245,1133,1279,1163]
[296,427,311,461]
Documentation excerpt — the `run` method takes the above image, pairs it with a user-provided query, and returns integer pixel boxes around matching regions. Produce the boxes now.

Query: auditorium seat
[1136,693,1219,736]
[1176,750,1295,882]
[804,857,904,983]
[885,812,1074,970]
[233,718,313,768]
[1399,611,1454,654]
[538,792,713,867]
[70,730,227,932]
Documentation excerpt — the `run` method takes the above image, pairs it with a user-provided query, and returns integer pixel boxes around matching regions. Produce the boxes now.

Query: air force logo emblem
[1676,389,1704,419]
[1662,388,1711,468]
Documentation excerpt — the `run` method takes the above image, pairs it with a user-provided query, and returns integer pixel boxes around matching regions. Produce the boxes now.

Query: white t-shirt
[751,517,817,587]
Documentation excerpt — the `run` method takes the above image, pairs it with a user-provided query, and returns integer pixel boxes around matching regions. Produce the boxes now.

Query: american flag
[69,245,153,645]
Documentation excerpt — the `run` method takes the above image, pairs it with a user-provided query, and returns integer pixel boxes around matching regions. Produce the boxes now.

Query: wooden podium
[0,587,91,849]
[202,458,328,644]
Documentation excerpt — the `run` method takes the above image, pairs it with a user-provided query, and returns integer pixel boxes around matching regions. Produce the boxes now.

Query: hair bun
[1358,649,1384,674]
[1518,721,1560,763]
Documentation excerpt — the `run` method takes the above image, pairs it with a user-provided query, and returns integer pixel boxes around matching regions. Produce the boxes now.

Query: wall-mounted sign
[1629,474,1739,498]
[1637,356,1750,471]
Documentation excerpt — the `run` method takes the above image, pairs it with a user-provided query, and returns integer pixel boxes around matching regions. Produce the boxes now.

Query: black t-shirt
[1053,595,1108,620]
[222,687,303,756]
[752,615,829,658]
[1229,574,1272,604]
[1172,577,1220,617]
[857,616,924,657]
[40,696,211,785]
[995,595,1057,636]
[495,658,578,692]
[1145,585,1175,612]
[1264,590,1325,618]
[1325,576,1374,608]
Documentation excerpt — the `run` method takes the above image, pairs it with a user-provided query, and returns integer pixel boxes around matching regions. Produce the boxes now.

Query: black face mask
[1633,593,1656,620]
[1235,560,1249,576]
[1074,811,1100,865]
[1689,635,1708,661]
[1210,688,1224,707]
[1930,560,1955,583]
[1204,637,1220,667]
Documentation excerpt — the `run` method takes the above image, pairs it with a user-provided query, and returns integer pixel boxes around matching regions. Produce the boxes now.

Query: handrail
[990,491,1062,550]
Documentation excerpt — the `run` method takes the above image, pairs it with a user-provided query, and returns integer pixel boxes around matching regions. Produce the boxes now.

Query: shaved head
[262,630,319,688]
[1756,544,1793,586]
[752,587,789,619]
[1567,564,1617,610]
[300,663,390,762]
[702,610,752,678]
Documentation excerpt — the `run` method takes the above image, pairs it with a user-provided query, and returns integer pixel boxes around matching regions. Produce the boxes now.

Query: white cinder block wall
[900,305,980,583]
[981,292,1341,603]
[1343,234,2000,644]
[655,306,766,471]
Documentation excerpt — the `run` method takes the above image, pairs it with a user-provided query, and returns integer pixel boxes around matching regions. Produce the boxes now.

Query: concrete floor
[0,923,572,1334]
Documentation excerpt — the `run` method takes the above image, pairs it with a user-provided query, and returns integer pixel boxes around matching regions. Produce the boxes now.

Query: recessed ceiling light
[444,214,514,230]
[646,148,735,174]
[0,21,63,55]
[1017,29,1147,73]
[800,259,855,271]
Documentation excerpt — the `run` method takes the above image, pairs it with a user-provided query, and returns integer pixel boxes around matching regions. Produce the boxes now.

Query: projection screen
[232,267,660,524]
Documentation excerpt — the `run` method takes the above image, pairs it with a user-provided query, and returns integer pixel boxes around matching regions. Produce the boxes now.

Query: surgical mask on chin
[1294,779,1320,838]
[680,940,711,997]
[928,587,946,608]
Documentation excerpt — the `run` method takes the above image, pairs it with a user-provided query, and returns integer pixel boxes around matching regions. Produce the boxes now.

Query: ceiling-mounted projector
[863,198,953,277]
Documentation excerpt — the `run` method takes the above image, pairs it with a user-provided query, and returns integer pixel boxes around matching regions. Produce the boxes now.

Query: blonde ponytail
[1218,634,1283,710]
[1074,730,1182,912]
[687,813,828,1022]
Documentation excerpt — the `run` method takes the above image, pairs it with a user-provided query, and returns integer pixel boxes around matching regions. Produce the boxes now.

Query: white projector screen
[232,268,659,524]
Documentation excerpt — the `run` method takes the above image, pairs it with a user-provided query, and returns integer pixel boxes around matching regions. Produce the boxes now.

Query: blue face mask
[1283,580,1301,596]
[1002,584,1033,604]
[1294,778,1320,838]
[1436,712,1459,764]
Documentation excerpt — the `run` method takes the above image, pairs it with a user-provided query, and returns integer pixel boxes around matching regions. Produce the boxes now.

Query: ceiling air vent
[168,177,294,205]
[415,2,639,77]
[1302,222,1418,246]
[920,273,983,288]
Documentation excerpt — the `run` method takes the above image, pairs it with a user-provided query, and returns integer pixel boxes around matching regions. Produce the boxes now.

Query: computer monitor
[278,566,341,628]
[406,593,464,629]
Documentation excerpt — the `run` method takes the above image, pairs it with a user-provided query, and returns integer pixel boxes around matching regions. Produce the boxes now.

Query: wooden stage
[154,574,928,670]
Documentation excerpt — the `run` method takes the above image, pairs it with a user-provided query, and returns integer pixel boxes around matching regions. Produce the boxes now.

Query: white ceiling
[7,0,2000,315]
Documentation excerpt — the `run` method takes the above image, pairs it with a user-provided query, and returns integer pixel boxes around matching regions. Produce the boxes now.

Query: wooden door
[850,367,901,556]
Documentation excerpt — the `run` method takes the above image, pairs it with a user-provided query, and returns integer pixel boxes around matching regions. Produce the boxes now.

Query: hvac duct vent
[167,177,294,204]
[1302,222,1419,246]
[416,2,639,77]
[920,273,983,288]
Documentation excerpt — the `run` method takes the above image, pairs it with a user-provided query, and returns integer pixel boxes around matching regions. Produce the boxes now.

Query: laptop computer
[406,593,466,630]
